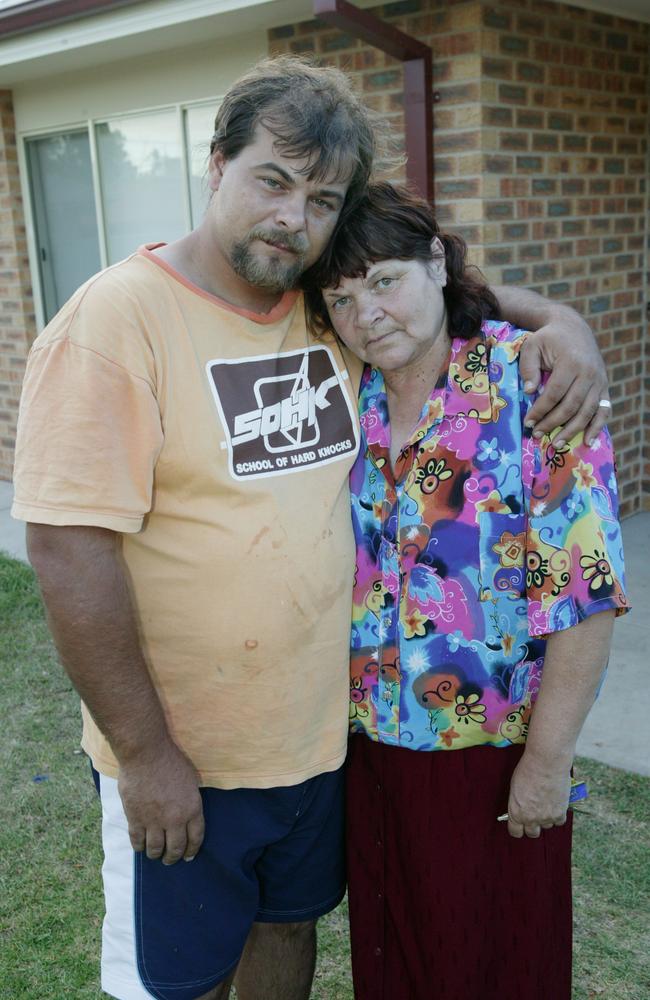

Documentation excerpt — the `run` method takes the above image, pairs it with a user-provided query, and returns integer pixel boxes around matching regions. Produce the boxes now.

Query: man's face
[208,125,350,293]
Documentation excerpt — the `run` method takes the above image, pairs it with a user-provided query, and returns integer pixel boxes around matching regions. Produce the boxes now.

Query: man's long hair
[211,56,395,217]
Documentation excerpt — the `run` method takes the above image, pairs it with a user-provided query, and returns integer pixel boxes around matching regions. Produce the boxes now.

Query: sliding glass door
[27,131,101,322]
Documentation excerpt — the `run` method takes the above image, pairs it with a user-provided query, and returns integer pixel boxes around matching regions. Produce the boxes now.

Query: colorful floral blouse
[349,320,628,751]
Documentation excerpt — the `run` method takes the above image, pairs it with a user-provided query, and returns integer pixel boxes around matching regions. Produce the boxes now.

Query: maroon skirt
[346,736,573,1000]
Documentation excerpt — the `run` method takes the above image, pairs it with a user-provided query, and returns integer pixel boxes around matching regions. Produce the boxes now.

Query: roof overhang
[0,0,648,88]
[0,0,344,85]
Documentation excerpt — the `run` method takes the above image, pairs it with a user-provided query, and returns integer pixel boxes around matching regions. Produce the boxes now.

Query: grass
[1,552,648,1000]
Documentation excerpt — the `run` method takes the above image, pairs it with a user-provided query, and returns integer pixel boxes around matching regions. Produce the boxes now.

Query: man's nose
[274,191,308,232]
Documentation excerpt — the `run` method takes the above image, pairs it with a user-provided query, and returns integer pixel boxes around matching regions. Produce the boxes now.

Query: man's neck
[154,227,286,316]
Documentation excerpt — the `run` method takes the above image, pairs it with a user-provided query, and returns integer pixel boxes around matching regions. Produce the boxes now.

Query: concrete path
[1,480,648,775]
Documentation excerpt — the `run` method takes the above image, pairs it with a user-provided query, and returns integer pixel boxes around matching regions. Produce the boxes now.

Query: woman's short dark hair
[211,56,389,215]
[302,182,500,340]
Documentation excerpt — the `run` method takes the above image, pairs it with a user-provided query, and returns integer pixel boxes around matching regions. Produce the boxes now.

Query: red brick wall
[270,0,650,518]
[0,91,36,481]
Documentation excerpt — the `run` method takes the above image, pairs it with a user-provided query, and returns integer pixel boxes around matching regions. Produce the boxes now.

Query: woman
[303,184,628,1000]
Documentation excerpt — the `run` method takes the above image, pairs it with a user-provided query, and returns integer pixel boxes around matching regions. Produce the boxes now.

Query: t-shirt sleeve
[522,400,629,637]
[12,283,164,533]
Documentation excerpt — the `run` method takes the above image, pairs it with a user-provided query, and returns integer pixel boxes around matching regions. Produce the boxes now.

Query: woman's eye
[376,276,396,289]
[331,297,350,310]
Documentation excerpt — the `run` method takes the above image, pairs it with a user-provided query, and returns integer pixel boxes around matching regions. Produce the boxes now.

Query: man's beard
[230,228,307,292]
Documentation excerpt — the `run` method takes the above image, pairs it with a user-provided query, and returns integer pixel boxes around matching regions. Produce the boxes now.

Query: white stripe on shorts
[99,773,157,1000]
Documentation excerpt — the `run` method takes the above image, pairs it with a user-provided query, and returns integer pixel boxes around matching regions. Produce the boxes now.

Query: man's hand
[118,739,205,864]
[491,286,610,447]
[518,314,609,448]
[505,750,571,840]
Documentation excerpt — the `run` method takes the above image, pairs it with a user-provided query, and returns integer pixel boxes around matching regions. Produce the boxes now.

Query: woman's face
[322,251,447,372]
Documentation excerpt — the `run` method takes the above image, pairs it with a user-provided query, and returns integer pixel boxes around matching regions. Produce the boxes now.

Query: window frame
[19,95,221,331]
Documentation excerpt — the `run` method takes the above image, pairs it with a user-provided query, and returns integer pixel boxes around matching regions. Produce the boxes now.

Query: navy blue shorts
[94,766,345,1000]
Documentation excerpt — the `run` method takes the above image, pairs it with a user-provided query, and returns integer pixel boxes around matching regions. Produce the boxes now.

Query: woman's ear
[430,237,447,288]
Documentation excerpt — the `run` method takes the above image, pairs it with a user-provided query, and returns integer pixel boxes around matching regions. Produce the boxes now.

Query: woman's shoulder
[481,318,530,346]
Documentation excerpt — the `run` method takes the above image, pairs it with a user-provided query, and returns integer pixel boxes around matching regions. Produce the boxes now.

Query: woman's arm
[492,285,609,447]
[506,609,616,839]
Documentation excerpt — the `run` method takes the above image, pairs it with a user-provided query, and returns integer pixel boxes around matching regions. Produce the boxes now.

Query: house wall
[1,0,648,516]
[0,91,36,482]
[270,0,650,518]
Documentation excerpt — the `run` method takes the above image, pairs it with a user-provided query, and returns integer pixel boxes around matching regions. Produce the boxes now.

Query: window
[27,131,101,322]
[25,99,219,322]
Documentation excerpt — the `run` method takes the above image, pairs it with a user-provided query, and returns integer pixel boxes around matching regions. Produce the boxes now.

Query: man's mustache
[248,228,308,256]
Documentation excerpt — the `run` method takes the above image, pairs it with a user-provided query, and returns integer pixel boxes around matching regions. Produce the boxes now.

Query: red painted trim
[313,0,434,203]
[0,0,142,40]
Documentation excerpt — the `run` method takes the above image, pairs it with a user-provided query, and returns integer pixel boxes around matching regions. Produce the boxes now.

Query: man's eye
[311,197,335,211]
[262,177,282,189]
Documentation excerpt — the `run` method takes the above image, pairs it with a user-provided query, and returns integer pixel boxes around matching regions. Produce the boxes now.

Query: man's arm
[492,286,609,447]
[505,610,615,839]
[27,522,204,865]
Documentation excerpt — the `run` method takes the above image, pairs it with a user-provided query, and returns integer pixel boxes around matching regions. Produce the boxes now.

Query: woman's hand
[505,749,572,839]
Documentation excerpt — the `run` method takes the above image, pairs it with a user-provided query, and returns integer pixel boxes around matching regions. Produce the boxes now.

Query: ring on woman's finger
[598,399,612,409]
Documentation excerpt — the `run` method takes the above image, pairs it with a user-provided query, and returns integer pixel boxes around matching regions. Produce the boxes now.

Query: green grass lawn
[1,552,648,999]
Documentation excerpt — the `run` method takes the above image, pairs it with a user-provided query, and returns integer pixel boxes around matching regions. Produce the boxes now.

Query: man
[12,57,609,1000]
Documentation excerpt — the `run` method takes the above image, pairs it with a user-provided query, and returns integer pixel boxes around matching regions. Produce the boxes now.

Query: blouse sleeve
[521,396,629,637]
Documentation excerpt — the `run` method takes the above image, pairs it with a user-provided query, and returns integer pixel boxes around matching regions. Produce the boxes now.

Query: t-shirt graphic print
[207,345,359,479]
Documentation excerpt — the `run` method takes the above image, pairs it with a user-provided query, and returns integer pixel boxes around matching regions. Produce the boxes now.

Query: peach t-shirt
[12,247,362,788]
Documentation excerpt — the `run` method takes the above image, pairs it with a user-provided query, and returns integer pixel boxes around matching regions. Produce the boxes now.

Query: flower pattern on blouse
[349,320,628,751]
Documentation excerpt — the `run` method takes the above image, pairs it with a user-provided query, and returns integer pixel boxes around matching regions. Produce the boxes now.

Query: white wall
[13,28,267,134]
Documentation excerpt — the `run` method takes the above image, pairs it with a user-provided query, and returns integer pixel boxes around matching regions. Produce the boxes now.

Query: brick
[533,264,558,281]
[485,201,514,220]
[562,135,588,152]
[548,201,572,217]
[499,131,528,152]
[516,155,543,171]
[502,267,527,284]
[604,158,625,175]
[319,32,357,52]
[605,32,629,51]
[435,179,480,198]
[482,57,512,80]
[548,281,572,297]
[483,9,511,30]
[516,62,545,84]
[532,133,559,153]
[498,84,527,104]
[484,106,513,127]
[485,247,513,266]
[532,178,556,195]
[500,177,529,198]
[363,70,401,89]
[517,14,545,37]
[518,243,544,261]
[516,109,544,129]
[548,67,576,87]
[548,112,573,131]
[435,131,480,153]
[483,155,513,173]
[500,35,529,56]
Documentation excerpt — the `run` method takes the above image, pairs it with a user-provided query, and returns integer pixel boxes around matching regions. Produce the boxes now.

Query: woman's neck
[382,325,452,469]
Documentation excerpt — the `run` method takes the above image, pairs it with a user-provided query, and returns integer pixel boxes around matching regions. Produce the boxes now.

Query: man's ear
[430,236,447,288]
[208,149,226,193]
